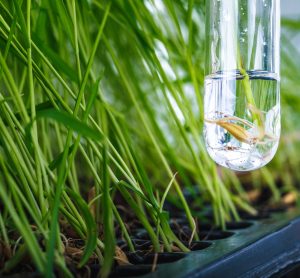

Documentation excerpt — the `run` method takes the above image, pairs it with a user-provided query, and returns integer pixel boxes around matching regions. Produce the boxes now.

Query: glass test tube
[204,0,280,171]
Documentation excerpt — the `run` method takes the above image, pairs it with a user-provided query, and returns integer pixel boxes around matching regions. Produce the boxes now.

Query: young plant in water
[204,0,280,171]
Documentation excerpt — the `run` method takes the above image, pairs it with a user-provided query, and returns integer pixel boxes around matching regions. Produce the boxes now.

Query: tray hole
[240,212,270,220]
[263,205,288,214]
[109,265,153,277]
[199,223,214,230]
[200,230,234,240]
[225,221,253,230]
[127,252,186,265]
[144,252,186,264]
[185,241,212,251]
[170,219,213,231]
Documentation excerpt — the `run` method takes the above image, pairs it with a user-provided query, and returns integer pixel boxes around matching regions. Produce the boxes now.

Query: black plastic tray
[120,208,300,278]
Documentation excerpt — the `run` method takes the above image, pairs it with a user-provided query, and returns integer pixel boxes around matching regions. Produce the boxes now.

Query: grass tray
[118,208,300,278]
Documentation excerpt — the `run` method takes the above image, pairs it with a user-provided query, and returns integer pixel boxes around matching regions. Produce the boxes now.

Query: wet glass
[204,0,281,171]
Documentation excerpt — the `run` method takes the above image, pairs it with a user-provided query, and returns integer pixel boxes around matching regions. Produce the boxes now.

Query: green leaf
[32,34,78,82]
[13,0,30,48]
[159,210,170,223]
[100,108,115,278]
[35,108,103,141]
[118,181,151,206]
[25,107,103,154]
[282,18,300,30]
[159,172,177,213]
[48,144,75,170]
[66,188,97,268]
[11,100,54,124]
[83,75,103,122]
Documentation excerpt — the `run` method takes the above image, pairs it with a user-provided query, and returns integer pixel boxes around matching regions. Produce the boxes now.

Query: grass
[0,0,299,276]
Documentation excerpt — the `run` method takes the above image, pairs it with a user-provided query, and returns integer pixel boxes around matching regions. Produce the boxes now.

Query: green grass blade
[100,108,116,278]
[32,35,78,82]
[32,108,103,141]
[66,188,97,268]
